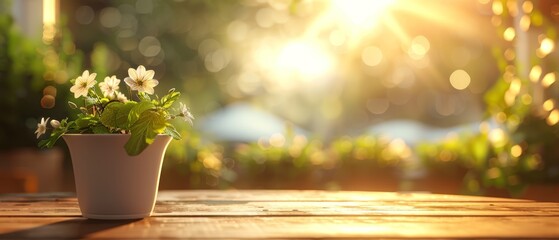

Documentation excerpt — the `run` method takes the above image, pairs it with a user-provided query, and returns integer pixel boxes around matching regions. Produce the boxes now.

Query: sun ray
[382,14,411,47]
[393,1,496,45]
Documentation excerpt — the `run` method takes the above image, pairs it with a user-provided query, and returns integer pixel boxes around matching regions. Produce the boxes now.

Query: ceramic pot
[63,134,171,220]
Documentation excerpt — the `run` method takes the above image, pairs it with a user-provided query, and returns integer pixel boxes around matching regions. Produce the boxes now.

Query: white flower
[124,65,159,95]
[114,91,128,103]
[179,102,194,126]
[50,119,60,129]
[99,75,120,98]
[70,70,97,98]
[35,117,49,139]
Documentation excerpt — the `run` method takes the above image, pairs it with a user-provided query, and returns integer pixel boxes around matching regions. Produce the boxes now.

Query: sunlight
[276,40,334,82]
[331,0,395,30]
[42,0,57,43]
[302,0,398,50]
[43,0,56,25]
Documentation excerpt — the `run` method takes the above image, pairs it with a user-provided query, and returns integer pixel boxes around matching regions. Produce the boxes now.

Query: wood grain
[1,190,558,239]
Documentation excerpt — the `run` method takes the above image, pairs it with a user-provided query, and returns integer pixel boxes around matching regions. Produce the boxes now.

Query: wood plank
[1,190,525,202]
[1,216,559,239]
[2,200,559,217]
[1,193,558,217]
[2,190,558,238]
[156,190,531,202]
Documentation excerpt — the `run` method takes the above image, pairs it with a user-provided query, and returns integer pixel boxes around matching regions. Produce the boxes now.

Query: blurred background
[1,0,559,201]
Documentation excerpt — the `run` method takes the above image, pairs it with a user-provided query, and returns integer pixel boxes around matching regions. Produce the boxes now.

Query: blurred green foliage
[416,0,559,196]
[165,128,407,190]
[0,0,82,150]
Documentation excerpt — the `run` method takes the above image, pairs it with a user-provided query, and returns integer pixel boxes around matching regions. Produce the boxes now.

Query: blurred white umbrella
[197,102,307,142]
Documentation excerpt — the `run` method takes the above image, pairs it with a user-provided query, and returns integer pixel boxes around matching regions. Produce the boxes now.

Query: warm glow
[408,35,430,60]
[491,15,502,26]
[43,0,56,25]
[503,27,515,41]
[269,133,286,147]
[331,0,395,30]
[542,72,556,87]
[509,78,521,94]
[504,48,515,61]
[507,1,518,17]
[42,0,57,43]
[449,69,471,90]
[511,145,522,157]
[362,46,383,66]
[504,90,516,106]
[539,38,555,56]
[492,1,503,15]
[329,30,346,46]
[520,15,530,31]
[488,128,507,147]
[529,65,542,82]
[543,99,555,112]
[276,40,334,81]
[522,1,534,13]
[547,109,559,126]
[388,138,412,159]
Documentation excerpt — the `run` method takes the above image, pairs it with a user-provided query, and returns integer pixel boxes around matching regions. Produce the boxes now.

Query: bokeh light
[542,72,556,87]
[449,69,471,90]
[529,65,542,82]
[503,27,515,41]
[408,35,430,60]
[547,109,559,126]
[275,40,335,83]
[361,46,383,67]
[331,0,394,30]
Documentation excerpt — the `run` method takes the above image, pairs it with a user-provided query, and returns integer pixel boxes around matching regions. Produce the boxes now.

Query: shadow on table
[0,218,140,239]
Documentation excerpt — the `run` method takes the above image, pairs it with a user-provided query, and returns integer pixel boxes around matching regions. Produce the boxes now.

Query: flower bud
[68,101,78,109]
[50,119,60,129]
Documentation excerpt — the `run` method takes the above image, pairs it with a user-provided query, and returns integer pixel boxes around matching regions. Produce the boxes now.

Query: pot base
[83,212,151,220]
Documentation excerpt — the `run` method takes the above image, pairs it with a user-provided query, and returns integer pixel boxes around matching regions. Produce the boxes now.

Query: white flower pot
[63,134,171,220]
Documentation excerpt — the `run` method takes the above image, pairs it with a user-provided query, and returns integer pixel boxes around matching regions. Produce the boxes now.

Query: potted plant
[37,65,194,220]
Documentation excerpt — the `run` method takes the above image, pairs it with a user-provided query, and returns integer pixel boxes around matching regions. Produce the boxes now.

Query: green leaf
[38,128,65,148]
[164,123,182,140]
[125,110,167,156]
[100,102,124,128]
[160,91,181,109]
[129,101,154,126]
[92,124,110,134]
[138,92,151,102]
[100,101,137,129]
[75,116,94,129]
[116,102,137,129]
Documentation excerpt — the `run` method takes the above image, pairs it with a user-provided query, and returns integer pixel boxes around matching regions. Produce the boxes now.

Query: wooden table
[1,190,559,239]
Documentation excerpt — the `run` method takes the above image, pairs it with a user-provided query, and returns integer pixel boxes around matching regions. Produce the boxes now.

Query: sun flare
[276,41,334,81]
[331,0,395,30]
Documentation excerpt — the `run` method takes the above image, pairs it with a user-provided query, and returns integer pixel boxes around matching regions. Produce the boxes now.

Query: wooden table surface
[1,190,559,239]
